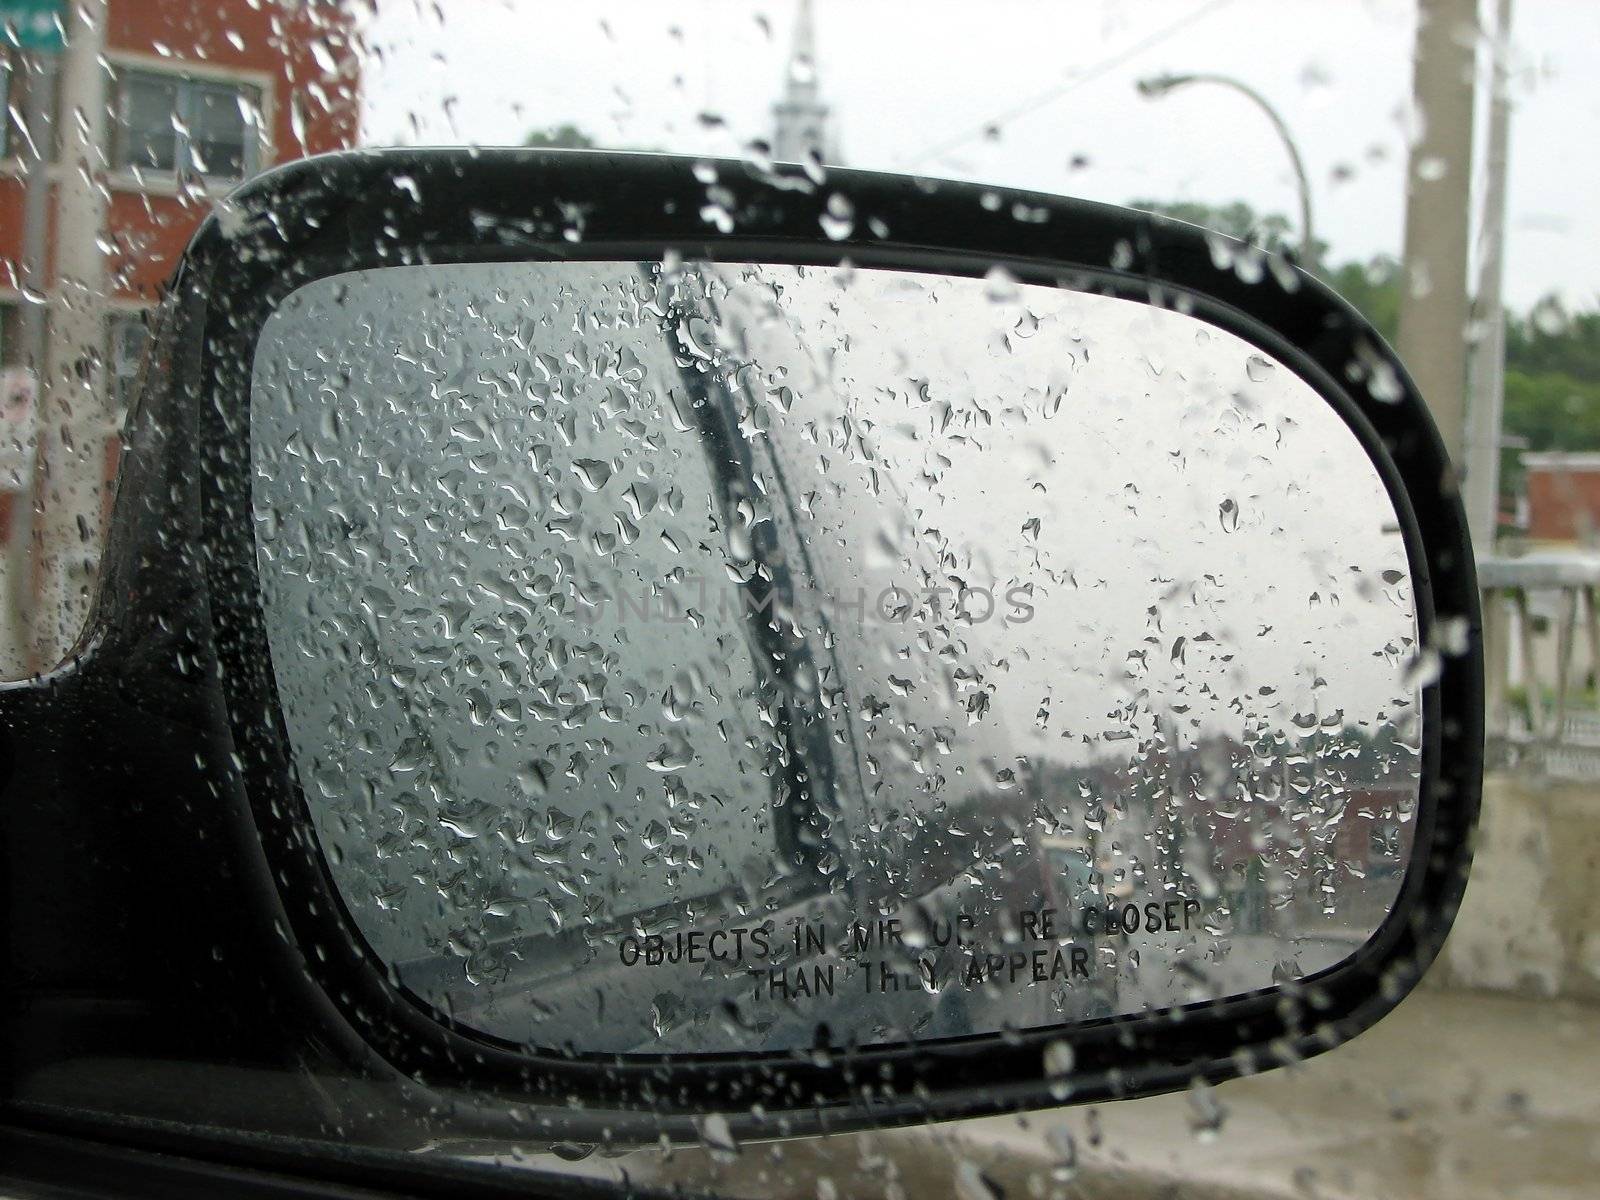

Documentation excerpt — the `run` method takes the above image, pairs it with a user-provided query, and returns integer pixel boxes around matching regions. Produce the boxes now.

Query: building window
[112,68,262,181]
[108,311,150,415]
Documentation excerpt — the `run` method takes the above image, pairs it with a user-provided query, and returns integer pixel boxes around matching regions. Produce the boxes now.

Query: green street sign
[1,0,64,52]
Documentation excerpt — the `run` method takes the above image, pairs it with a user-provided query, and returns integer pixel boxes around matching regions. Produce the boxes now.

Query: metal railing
[1480,553,1600,778]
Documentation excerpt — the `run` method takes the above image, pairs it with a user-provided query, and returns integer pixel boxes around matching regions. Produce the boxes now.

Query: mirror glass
[250,260,1421,1055]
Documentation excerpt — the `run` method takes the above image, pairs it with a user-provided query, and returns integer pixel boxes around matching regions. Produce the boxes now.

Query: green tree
[522,124,663,153]
[1133,199,1600,484]
[1131,198,1415,340]
[1319,256,1402,346]
[1505,298,1600,381]
[1129,198,1328,269]
[1494,297,1600,494]
[523,124,598,150]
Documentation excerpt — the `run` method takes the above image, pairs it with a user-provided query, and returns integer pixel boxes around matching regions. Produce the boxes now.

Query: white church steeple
[771,0,839,165]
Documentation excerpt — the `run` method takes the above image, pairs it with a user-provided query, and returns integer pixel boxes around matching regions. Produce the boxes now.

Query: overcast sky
[358,0,1598,313]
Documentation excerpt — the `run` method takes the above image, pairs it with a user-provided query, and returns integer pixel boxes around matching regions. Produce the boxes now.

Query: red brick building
[1522,453,1600,545]
[1,0,361,422]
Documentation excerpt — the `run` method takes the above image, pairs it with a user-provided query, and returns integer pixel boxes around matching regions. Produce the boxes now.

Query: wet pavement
[630,985,1600,1198]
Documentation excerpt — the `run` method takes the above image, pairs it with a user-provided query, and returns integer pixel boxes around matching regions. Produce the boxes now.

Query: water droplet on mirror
[1044,1039,1075,1100]
[953,1160,1002,1200]
[1245,354,1275,383]
[640,819,669,851]
[1046,1125,1078,1182]
[515,761,550,797]
[1436,615,1470,656]
[1403,648,1442,689]
[1186,1078,1229,1142]
[985,267,1020,302]
[387,739,430,774]
[1531,295,1570,336]
[819,193,854,240]
[1417,155,1447,182]
[571,458,612,492]
[646,736,693,772]
[697,1112,740,1163]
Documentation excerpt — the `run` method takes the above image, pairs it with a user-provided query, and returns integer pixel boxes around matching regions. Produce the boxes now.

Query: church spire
[771,0,838,165]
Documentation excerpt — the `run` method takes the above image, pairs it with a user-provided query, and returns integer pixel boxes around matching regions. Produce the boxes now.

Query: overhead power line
[901,0,1235,168]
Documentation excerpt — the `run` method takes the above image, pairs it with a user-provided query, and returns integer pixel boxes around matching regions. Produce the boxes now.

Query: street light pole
[1464,0,1515,553]
[1396,0,1479,480]
[1137,72,1315,266]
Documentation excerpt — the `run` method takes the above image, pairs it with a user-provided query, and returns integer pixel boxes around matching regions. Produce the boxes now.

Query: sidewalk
[631,985,1600,1198]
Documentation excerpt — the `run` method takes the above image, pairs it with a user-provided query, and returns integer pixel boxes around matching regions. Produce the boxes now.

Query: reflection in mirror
[250,261,1420,1055]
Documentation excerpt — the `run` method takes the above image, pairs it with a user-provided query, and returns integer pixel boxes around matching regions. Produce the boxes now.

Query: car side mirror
[8,149,1482,1141]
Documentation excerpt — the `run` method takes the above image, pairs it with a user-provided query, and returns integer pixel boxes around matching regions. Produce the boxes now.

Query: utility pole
[1464,0,1515,553]
[28,0,106,669]
[1396,0,1479,482]
[7,46,56,663]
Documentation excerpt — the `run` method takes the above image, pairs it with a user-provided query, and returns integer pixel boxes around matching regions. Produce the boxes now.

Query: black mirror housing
[0,149,1482,1145]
